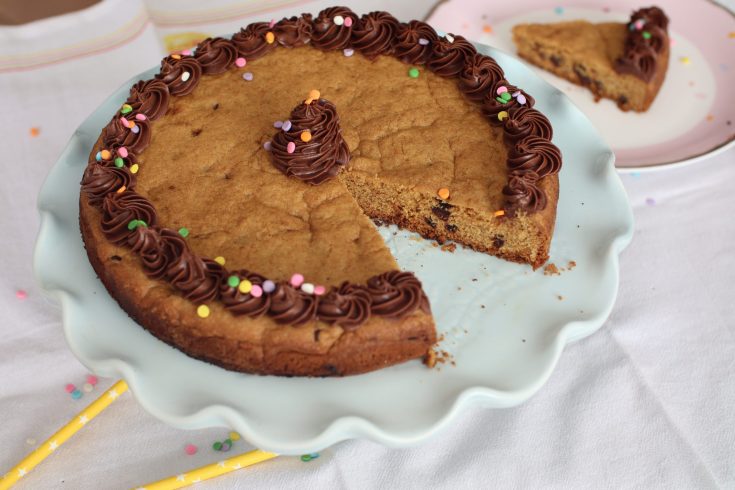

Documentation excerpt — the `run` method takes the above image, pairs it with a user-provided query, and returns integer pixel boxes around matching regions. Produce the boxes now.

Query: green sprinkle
[496,96,507,104]
[213,441,222,451]
[224,438,232,446]
[114,157,124,168]
[408,67,420,78]
[642,31,651,40]
[227,276,240,288]
[500,91,512,102]
[300,454,312,462]
[178,227,189,238]
[120,104,133,114]
[127,220,147,230]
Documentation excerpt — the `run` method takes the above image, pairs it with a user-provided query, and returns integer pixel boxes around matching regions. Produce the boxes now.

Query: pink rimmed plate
[428,0,735,170]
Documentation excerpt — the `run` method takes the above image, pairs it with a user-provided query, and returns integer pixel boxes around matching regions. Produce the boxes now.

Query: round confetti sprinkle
[274,120,283,129]
[30,127,40,137]
[308,89,321,100]
[634,19,645,30]
[127,219,146,230]
[238,279,252,294]
[235,57,246,67]
[554,6,564,14]
[114,157,124,168]
[116,185,126,194]
[301,452,320,462]
[178,227,189,238]
[228,276,241,288]
[266,32,275,44]
[118,147,129,158]
[516,94,527,105]
[135,113,147,121]
[214,256,226,265]
[185,444,198,455]
[120,104,132,114]
[290,273,304,287]
[642,31,651,40]
[437,188,450,200]
[181,71,191,82]
[95,151,102,162]
[333,15,344,26]
[500,92,512,102]
[71,389,82,400]
[120,116,130,128]
[301,283,315,294]
[493,210,505,217]
[130,164,139,174]
[26,438,36,446]
[251,285,263,298]
[171,54,182,60]
[197,305,210,318]
[263,141,272,151]
[496,86,508,95]
[445,34,455,43]
[182,49,192,56]
[645,197,656,206]
[82,383,94,393]
[65,384,76,393]
[131,125,140,134]
[408,67,420,78]
[229,431,241,441]
[282,120,293,131]
[344,16,353,27]
[269,18,276,28]
[87,375,98,385]
[314,285,326,296]
[243,72,254,81]
[263,280,276,293]
[221,441,232,452]
[213,441,223,451]
[343,48,354,57]
[301,131,312,142]
[497,111,509,121]
[680,56,691,65]
[418,38,430,45]
[16,289,27,300]
[287,141,296,154]
[482,25,492,34]
[100,149,111,160]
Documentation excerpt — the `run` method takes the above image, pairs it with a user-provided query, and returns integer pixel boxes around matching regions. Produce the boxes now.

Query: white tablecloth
[1,1,733,488]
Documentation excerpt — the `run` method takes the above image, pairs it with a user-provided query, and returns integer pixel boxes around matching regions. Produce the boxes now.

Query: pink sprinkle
[181,49,192,56]
[287,141,296,153]
[117,147,129,158]
[185,444,198,455]
[634,19,645,30]
[251,285,263,298]
[235,57,246,67]
[65,384,76,393]
[344,16,353,27]
[314,285,326,296]
[290,273,304,288]
[86,375,98,385]
[263,141,272,151]
[269,18,276,28]
[119,116,130,128]
[16,289,27,300]
[496,86,508,95]
[135,113,147,121]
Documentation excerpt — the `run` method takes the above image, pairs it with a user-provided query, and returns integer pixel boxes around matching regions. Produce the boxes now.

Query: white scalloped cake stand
[34,42,633,455]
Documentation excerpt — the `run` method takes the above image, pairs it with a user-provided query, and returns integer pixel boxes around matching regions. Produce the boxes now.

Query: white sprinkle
[343,48,354,57]
[263,141,272,151]
[445,34,455,43]
[333,15,344,26]
[25,438,36,446]
[274,120,283,129]
[181,71,191,82]
[301,283,315,294]
[282,120,292,131]
[82,383,94,392]
[418,38,430,46]
[242,72,254,81]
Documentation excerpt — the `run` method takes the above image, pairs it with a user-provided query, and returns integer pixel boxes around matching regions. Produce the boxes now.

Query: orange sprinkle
[117,185,126,194]
[266,32,275,44]
[482,25,493,34]
[494,210,505,217]
[305,98,314,105]
[171,54,182,59]
[301,131,312,142]
[437,188,450,200]
[100,149,111,160]
[706,114,714,122]
[729,32,735,39]
[308,89,321,100]
[29,127,40,137]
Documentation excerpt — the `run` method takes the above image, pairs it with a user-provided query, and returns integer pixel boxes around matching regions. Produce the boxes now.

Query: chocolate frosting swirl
[393,20,438,65]
[503,172,547,214]
[317,282,371,329]
[269,283,318,325]
[232,22,275,60]
[126,79,170,120]
[459,54,504,103]
[128,225,167,278]
[156,55,202,96]
[102,114,151,154]
[101,191,158,245]
[507,136,562,178]
[311,6,357,50]
[615,7,669,82]
[194,37,238,74]
[351,11,400,59]
[503,107,553,144]
[633,6,668,30]
[220,270,272,317]
[274,15,313,47]
[270,97,350,184]
[366,271,430,318]
[81,164,135,206]
[427,33,477,77]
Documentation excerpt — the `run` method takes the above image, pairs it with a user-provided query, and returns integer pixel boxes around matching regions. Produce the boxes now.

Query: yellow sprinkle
[266,31,275,44]
[214,256,226,266]
[129,122,136,130]
[729,32,735,39]
[100,149,111,160]
[301,131,312,142]
[494,210,505,217]
[679,56,690,65]
[229,431,241,441]
[116,185,126,194]
[305,98,314,105]
[497,111,509,121]
[130,164,139,174]
[238,279,253,294]
[308,89,321,100]
[171,54,182,59]
[437,187,450,200]
[196,305,210,318]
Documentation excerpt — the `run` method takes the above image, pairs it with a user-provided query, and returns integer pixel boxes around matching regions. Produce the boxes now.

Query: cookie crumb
[544,263,560,276]
[440,243,457,253]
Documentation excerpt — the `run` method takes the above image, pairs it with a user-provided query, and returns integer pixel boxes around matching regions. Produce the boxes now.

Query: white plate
[34,43,633,455]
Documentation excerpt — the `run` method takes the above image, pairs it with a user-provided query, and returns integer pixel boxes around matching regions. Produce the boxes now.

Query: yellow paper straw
[0,379,129,490]
[136,449,278,489]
